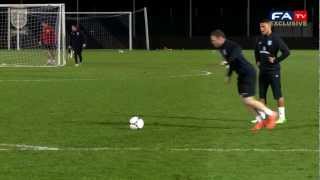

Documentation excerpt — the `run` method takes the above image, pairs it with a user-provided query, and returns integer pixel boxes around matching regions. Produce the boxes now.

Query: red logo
[293,10,308,21]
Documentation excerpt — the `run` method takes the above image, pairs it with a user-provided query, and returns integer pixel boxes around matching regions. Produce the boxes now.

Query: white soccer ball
[129,116,144,130]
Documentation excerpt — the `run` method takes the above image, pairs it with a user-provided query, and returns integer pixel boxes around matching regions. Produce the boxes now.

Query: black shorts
[259,71,282,100]
[72,47,83,54]
[237,73,256,98]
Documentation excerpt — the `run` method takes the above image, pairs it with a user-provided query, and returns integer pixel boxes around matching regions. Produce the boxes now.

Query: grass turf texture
[0,50,317,180]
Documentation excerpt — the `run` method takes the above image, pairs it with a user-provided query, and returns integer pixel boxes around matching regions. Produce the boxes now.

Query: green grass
[0,49,54,66]
[0,50,317,180]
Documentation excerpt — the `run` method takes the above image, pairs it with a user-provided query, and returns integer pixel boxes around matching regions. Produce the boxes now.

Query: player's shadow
[103,112,243,123]
[63,112,246,130]
[141,114,240,122]
[273,124,318,130]
[89,121,246,130]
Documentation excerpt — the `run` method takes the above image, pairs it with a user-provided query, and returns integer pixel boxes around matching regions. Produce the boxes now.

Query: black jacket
[219,40,256,77]
[254,33,290,72]
[69,31,85,49]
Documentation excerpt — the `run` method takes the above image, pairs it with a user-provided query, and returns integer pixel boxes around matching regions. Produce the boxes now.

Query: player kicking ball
[210,30,278,131]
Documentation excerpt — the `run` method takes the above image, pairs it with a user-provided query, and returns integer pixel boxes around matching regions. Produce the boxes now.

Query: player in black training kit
[69,25,86,67]
[210,30,278,132]
[254,19,290,124]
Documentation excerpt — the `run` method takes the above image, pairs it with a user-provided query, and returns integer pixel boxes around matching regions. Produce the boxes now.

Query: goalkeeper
[69,25,86,66]
[40,22,56,65]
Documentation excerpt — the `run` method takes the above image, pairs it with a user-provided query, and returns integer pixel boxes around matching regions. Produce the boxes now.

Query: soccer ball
[129,116,144,130]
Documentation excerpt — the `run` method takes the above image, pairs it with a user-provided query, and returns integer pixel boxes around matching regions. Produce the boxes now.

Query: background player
[40,21,56,65]
[253,19,290,124]
[69,25,86,67]
[210,30,278,131]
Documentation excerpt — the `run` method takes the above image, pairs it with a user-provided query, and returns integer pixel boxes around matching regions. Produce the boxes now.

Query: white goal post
[133,7,150,50]
[0,4,150,67]
[0,4,66,67]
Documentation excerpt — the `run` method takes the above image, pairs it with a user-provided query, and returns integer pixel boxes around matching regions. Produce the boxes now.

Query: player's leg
[74,49,79,66]
[238,75,264,127]
[259,73,270,114]
[78,48,83,64]
[238,75,277,130]
[46,50,51,64]
[243,103,266,131]
[44,44,52,64]
[251,72,269,123]
[243,97,274,115]
[242,96,278,130]
[270,72,286,123]
[49,48,56,64]
[245,103,263,122]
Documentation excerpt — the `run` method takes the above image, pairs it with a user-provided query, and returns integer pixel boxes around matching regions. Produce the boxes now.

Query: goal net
[66,12,133,50]
[0,4,65,67]
[65,9,150,51]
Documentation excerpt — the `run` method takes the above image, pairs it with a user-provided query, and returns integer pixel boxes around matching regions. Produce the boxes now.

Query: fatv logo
[271,10,308,22]
[271,11,292,21]
[293,10,307,21]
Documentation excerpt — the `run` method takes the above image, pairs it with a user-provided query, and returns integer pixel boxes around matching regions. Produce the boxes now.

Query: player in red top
[40,22,56,65]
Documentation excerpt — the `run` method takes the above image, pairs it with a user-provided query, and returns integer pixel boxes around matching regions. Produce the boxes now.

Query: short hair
[260,19,272,24]
[210,29,226,38]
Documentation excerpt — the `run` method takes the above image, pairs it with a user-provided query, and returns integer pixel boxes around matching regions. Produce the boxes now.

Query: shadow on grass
[62,112,248,130]
[97,112,245,123]
[61,113,318,131]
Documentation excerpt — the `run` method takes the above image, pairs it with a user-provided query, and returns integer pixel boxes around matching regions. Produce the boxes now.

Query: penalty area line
[0,144,318,153]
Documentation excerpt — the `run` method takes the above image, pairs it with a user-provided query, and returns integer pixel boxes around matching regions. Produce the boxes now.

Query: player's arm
[275,37,290,63]
[218,52,228,66]
[254,39,261,65]
[226,46,241,78]
[39,29,44,45]
[80,32,86,48]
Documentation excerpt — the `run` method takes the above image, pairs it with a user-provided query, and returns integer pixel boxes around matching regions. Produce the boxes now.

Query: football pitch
[0,50,317,179]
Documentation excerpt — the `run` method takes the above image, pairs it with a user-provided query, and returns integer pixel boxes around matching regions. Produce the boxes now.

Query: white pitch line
[169,71,212,78]
[0,144,318,152]
[0,78,101,82]
[0,144,59,151]
[170,148,320,153]
[0,71,212,82]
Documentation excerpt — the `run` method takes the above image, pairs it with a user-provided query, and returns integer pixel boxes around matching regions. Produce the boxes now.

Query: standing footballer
[40,22,56,65]
[210,30,278,131]
[253,19,290,124]
[69,25,86,67]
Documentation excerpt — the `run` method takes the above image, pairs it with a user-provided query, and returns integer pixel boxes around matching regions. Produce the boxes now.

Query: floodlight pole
[189,0,192,38]
[133,0,136,37]
[76,0,79,25]
[246,0,250,37]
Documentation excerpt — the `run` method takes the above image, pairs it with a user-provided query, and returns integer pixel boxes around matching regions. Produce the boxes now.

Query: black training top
[69,31,85,49]
[254,33,290,72]
[219,39,256,77]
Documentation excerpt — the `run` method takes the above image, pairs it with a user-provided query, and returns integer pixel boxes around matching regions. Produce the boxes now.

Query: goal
[65,9,150,51]
[66,12,134,51]
[0,4,66,67]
